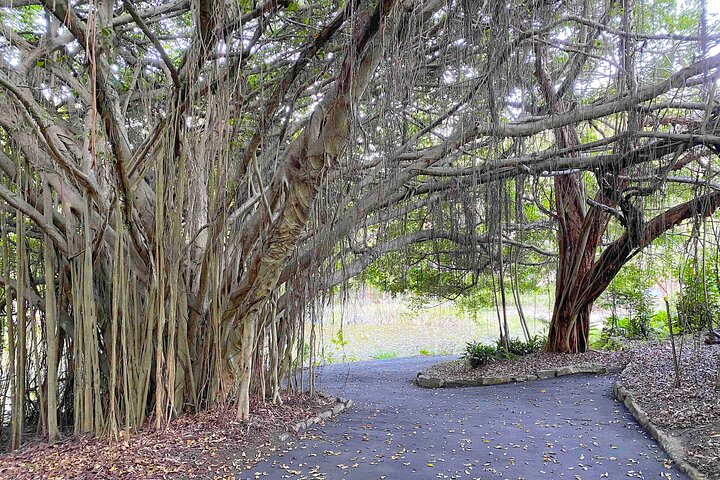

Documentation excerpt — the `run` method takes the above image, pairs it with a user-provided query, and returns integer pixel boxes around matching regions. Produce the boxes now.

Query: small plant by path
[463,335,545,368]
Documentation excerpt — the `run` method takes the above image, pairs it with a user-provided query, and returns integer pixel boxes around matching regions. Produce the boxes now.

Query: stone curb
[276,393,353,442]
[613,382,707,480]
[416,364,609,389]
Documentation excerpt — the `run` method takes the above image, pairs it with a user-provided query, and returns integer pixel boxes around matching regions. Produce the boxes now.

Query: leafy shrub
[498,338,522,356]
[418,348,432,356]
[593,309,671,350]
[599,264,656,339]
[464,336,545,369]
[676,271,719,333]
[597,305,658,341]
[330,329,349,348]
[616,295,654,339]
[650,310,669,333]
[590,323,627,351]
[499,335,545,356]
[527,335,546,352]
[463,342,501,368]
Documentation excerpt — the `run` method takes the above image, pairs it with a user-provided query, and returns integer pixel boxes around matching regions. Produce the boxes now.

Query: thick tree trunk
[546,171,597,353]
[535,42,610,353]
[545,170,610,352]
[546,301,591,353]
[546,188,720,352]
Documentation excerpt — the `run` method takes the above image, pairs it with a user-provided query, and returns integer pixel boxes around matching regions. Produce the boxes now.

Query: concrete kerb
[276,393,353,442]
[416,364,609,389]
[613,381,707,480]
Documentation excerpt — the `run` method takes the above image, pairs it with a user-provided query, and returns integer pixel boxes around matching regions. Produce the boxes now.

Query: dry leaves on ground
[0,394,333,480]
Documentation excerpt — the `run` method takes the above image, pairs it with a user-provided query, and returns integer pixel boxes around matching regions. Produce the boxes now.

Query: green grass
[372,351,399,360]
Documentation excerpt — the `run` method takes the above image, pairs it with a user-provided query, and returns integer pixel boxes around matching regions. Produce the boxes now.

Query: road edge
[416,364,609,388]
[276,393,353,442]
[613,382,707,480]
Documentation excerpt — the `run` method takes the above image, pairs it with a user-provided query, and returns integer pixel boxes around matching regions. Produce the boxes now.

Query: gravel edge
[416,363,609,388]
[613,381,707,480]
[276,393,353,442]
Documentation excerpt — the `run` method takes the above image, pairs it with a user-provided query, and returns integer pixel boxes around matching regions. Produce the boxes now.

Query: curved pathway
[247,356,686,479]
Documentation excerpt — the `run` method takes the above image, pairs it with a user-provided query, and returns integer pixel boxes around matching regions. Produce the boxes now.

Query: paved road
[246,356,685,479]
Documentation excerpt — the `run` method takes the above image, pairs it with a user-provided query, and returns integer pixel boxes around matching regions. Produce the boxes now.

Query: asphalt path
[246,356,685,479]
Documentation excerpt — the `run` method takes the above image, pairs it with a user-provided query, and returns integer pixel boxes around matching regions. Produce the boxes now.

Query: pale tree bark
[42,178,59,442]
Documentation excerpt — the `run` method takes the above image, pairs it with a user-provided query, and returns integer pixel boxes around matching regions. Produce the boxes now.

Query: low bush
[463,342,501,368]
[499,335,545,356]
[590,330,626,351]
[675,283,719,334]
[594,310,667,349]
[464,335,546,369]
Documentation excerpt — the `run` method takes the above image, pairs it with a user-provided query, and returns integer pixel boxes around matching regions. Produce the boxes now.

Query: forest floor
[618,338,720,478]
[0,394,334,479]
[247,355,686,479]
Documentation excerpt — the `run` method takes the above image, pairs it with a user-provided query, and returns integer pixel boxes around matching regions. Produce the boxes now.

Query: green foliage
[464,335,545,369]
[463,342,503,368]
[603,312,652,340]
[321,329,353,364]
[499,335,545,356]
[599,264,655,339]
[455,281,497,313]
[650,310,670,333]
[360,196,552,305]
[418,348,432,356]
[676,266,720,333]
[330,329,348,349]
[590,331,626,351]
[592,316,630,350]
[593,308,672,350]
[363,255,475,298]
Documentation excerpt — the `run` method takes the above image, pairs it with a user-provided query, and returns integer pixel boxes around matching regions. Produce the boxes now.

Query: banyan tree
[0,0,718,445]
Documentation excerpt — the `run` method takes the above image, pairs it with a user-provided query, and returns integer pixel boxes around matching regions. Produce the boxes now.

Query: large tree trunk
[546,300,592,353]
[546,187,720,352]
[545,160,608,353]
[545,0,638,352]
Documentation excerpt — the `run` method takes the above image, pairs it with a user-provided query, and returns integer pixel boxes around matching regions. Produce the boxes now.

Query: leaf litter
[0,394,333,479]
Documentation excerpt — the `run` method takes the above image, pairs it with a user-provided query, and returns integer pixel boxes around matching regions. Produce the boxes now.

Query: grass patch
[372,351,399,360]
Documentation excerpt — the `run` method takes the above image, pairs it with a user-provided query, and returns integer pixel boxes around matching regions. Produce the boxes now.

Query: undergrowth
[463,335,545,369]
